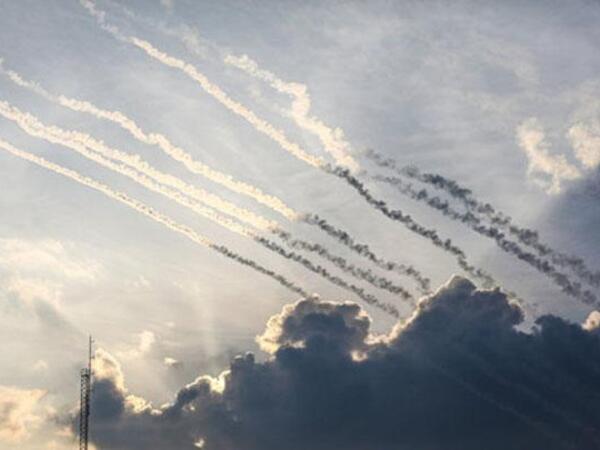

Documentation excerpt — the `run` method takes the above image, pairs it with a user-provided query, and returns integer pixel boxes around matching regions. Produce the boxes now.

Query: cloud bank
[82,277,600,450]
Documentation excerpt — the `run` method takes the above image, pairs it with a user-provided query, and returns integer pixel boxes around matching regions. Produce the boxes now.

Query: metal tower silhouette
[79,336,93,450]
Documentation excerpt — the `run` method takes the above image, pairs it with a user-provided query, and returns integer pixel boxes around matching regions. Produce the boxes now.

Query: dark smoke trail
[302,214,431,294]
[324,164,497,289]
[253,236,401,318]
[210,244,309,297]
[366,149,600,290]
[300,214,432,293]
[369,173,598,305]
[271,228,416,302]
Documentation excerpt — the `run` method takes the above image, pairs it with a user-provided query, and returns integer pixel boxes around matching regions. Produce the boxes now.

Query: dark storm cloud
[83,277,600,450]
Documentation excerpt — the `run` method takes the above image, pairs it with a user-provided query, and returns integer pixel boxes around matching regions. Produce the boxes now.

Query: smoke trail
[271,229,415,302]
[296,215,432,294]
[0,101,413,307]
[324,164,497,287]
[225,44,598,302]
[81,0,324,169]
[224,49,581,298]
[130,37,324,167]
[224,54,360,172]
[0,137,308,297]
[369,172,598,305]
[0,100,276,232]
[0,62,299,221]
[367,149,600,291]
[255,236,400,317]
[1,65,432,296]
[80,1,490,291]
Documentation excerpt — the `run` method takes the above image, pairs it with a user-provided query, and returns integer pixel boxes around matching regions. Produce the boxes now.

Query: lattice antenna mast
[79,335,93,450]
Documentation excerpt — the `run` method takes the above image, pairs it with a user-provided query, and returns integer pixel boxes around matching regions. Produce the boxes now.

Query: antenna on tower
[79,335,93,450]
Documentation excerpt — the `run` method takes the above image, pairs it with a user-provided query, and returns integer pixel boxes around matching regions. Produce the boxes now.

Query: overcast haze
[1,1,600,449]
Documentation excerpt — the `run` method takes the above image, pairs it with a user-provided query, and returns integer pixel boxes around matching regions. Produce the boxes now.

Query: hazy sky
[1,1,599,449]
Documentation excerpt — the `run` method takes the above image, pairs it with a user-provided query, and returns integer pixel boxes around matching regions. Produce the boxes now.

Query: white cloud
[516,118,582,193]
[6,277,63,308]
[568,120,600,169]
[93,349,154,414]
[117,330,156,360]
[0,386,46,443]
[0,239,99,281]
[0,239,101,316]
[583,311,600,331]
[163,357,182,369]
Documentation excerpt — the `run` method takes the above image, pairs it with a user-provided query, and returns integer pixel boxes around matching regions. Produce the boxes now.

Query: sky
[0,1,600,449]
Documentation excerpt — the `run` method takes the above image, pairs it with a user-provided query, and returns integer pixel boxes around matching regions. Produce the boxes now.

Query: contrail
[0,62,298,221]
[0,101,408,309]
[224,53,360,172]
[0,137,308,297]
[81,1,484,289]
[367,149,600,293]
[1,65,428,295]
[368,172,598,305]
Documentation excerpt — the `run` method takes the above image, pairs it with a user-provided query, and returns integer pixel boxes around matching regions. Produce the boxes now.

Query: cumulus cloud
[517,118,582,193]
[568,120,600,170]
[0,386,46,443]
[77,276,600,450]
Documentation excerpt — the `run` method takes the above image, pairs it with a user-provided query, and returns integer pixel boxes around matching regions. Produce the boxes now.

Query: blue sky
[1,1,599,448]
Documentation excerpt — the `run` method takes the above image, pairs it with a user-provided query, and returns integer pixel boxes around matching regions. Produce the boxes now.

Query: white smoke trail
[0,100,276,232]
[0,101,412,305]
[224,54,360,172]
[0,137,309,296]
[0,62,299,221]
[80,0,324,169]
